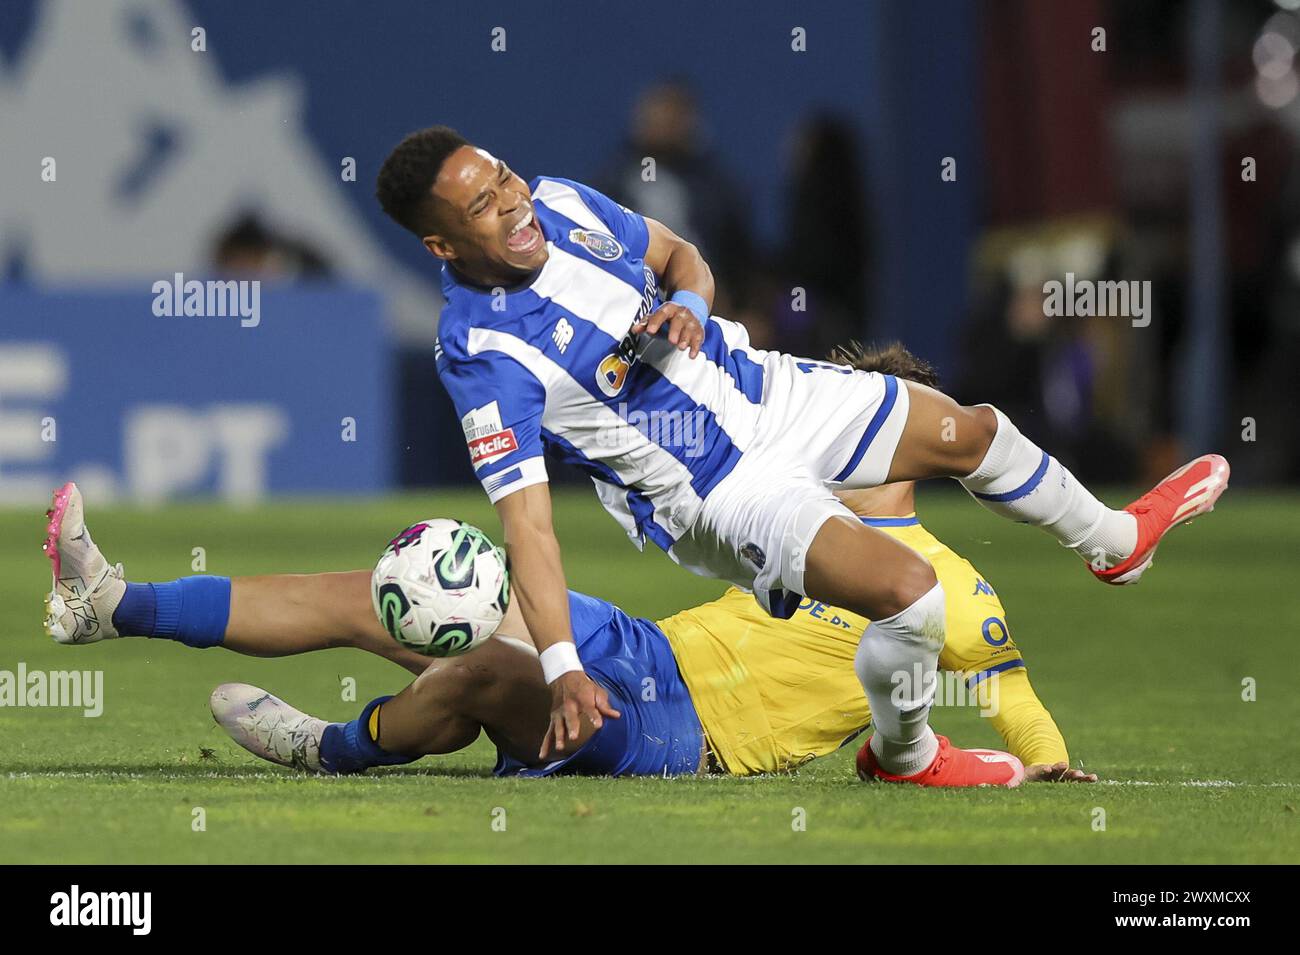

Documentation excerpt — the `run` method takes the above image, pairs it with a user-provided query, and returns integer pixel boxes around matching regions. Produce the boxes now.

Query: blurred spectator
[212,212,334,280]
[597,80,755,320]
[772,115,871,356]
[955,226,1140,482]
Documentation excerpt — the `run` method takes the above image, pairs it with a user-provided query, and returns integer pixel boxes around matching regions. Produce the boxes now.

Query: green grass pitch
[1,487,1297,864]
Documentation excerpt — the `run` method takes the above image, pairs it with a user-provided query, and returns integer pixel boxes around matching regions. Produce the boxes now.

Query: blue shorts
[493,591,704,777]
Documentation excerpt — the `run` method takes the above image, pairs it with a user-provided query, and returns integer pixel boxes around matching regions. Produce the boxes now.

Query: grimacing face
[424,146,548,282]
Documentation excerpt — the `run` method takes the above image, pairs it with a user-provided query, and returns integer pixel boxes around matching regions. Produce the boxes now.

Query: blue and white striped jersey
[435,176,770,553]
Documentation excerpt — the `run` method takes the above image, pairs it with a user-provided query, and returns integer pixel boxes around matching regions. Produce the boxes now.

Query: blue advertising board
[0,284,392,504]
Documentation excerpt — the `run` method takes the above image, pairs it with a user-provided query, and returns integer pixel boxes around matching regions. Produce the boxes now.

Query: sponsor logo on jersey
[468,430,518,468]
[596,327,644,397]
[636,265,658,322]
[596,353,630,397]
[568,228,623,261]
[461,401,503,441]
[461,401,518,468]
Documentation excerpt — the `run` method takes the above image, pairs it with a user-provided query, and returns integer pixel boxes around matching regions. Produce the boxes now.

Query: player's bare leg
[212,637,549,775]
[803,517,1023,787]
[801,515,938,619]
[883,381,1229,583]
[881,383,999,480]
[226,572,430,674]
[41,483,429,676]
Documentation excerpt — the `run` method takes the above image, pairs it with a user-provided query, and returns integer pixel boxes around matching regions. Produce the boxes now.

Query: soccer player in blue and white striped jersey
[371,126,1228,788]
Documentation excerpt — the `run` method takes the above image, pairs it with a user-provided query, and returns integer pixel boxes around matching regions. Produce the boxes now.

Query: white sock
[959,406,1137,570]
[856,581,944,777]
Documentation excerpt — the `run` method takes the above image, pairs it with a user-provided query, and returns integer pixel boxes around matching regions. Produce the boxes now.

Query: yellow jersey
[655,516,1069,775]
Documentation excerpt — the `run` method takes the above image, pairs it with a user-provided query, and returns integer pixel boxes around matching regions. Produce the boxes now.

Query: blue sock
[112,577,231,648]
[319,696,418,775]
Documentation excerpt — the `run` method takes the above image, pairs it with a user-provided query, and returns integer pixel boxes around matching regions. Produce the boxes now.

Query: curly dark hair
[375,125,470,236]
[826,340,941,388]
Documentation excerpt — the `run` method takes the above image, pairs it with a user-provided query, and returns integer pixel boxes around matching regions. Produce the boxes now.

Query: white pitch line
[4,770,363,782]
[5,771,1300,788]
[1098,779,1300,789]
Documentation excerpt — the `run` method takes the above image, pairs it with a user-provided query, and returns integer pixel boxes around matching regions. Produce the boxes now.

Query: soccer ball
[370,518,510,657]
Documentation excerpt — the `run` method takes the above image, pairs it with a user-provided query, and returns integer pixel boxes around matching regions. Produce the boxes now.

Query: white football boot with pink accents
[42,482,125,644]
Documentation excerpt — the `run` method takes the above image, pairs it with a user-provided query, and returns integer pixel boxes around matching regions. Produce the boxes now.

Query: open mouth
[506,208,542,255]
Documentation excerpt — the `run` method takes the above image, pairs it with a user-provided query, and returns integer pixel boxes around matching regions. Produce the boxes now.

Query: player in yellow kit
[660,508,1074,776]
[657,343,1090,779]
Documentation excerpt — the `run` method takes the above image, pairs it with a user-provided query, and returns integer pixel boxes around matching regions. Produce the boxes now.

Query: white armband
[539,642,584,684]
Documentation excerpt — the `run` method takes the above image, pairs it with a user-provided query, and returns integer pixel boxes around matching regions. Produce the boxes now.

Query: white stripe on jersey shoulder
[530,245,642,341]
[532,178,609,234]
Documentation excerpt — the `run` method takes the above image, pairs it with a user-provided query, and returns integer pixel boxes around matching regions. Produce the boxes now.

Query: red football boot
[857,734,1025,788]
[1091,454,1230,586]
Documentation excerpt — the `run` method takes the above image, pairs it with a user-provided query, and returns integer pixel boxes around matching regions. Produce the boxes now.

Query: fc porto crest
[568,228,623,262]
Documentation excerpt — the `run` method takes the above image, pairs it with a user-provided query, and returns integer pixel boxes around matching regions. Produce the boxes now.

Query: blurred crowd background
[3,0,1300,505]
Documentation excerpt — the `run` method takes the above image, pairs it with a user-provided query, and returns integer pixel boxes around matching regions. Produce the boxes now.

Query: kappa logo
[568,228,623,262]
[461,401,518,468]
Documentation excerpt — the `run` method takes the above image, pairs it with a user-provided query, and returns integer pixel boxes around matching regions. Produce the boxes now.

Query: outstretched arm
[637,217,710,357]
[495,482,620,758]
[983,667,1097,782]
